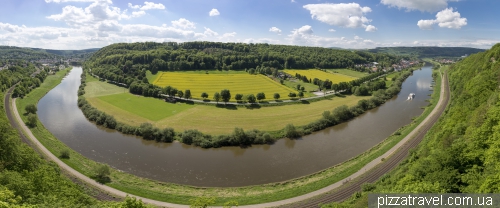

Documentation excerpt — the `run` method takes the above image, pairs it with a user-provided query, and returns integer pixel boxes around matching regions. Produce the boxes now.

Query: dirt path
[6,70,449,208]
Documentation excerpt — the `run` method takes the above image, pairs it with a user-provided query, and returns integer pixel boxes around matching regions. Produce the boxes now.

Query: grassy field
[284,69,356,83]
[88,89,366,134]
[84,80,125,98]
[152,72,299,101]
[95,93,194,121]
[327,69,368,78]
[12,65,444,206]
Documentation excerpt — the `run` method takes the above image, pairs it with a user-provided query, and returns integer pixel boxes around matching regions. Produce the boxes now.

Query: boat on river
[407,93,415,100]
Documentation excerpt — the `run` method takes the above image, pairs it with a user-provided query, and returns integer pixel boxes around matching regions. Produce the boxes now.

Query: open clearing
[87,86,366,134]
[84,80,125,98]
[327,69,368,78]
[152,72,299,101]
[96,93,194,121]
[284,69,356,83]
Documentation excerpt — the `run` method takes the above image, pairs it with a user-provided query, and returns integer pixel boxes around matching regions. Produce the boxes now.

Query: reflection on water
[37,66,433,187]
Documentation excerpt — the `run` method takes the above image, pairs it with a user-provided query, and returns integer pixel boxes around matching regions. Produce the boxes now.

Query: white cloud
[171,18,196,29]
[417,19,436,30]
[128,1,165,10]
[47,0,132,27]
[365,25,377,32]
[413,41,419,45]
[45,0,94,3]
[354,35,362,40]
[380,0,457,12]
[303,3,374,30]
[132,11,146,17]
[0,22,24,33]
[209,8,220,16]
[328,29,336,32]
[203,27,218,37]
[418,8,467,30]
[221,32,236,38]
[291,0,296,2]
[269,27,282,34]
[435,8,467,29]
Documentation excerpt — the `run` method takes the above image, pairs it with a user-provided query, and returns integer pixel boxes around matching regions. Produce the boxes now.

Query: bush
[60,149,70,159]
[26,114,37,128]
[284,124,301,138]
[25,104,37,114]
[95,164,110,183]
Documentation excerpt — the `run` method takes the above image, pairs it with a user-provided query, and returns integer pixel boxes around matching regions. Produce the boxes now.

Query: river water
[37,65,432,187]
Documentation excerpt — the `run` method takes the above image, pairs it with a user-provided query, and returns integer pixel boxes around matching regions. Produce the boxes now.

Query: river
[37,65,432,187]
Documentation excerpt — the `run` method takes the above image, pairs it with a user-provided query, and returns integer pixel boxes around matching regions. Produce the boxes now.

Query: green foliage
[0,89,98,207]
[246,94,256,103]
[189,196,216,208]
[184,89,192,99]
[235,93,243,102]
[201,92,208,100]
[26,114,37,128]
[273,93,280,100]
[335,44,500,207]
[256,92,266,101]
[24,104,37,114]
[284,124,301,138]
[213,92,221,103]
[95,164,111,183]
[60,149,70,159]
[220,89,231,104]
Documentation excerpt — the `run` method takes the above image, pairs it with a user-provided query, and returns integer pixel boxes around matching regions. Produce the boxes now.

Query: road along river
[37,65,433,187]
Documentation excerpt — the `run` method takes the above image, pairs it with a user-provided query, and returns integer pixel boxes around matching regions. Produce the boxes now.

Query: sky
[0,0,499,50]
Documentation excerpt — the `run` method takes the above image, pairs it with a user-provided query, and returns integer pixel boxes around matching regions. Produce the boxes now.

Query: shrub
[60,149,70,159]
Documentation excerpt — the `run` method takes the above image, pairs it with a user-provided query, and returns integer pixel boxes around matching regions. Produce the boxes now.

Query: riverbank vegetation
[14,64,442,206]
[78,66,414,147]
[0,63,151,207]
[330,44,500,207]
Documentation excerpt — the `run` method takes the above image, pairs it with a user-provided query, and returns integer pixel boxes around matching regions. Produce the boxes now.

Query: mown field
[87,80,367,134]
[92,93,194,121]
[152,72,300,101]
[327,69,368,78]
[284,69,356,83]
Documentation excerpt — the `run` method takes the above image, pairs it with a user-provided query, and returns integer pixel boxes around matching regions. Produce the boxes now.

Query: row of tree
[84,41,401,88]
[78,67,414,147]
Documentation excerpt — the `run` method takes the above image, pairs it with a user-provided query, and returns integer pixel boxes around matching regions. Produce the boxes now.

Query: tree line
[84,41,400,88]
[79,66,414,148]
[333,44,500,208]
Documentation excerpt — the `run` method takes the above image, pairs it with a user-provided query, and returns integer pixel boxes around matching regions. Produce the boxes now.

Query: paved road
[4,70,449,208]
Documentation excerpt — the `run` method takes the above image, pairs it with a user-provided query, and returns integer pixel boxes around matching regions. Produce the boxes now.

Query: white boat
[407,93,415,100]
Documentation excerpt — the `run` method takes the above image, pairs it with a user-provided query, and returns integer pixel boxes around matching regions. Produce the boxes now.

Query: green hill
[332,43,500,207]
[368,46,485,58]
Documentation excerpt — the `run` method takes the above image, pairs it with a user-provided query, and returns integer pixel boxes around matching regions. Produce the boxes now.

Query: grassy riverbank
[11,64,444,206]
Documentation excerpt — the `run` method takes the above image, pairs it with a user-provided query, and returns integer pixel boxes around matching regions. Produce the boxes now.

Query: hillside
[368,46,485,58]
[0,46,58,60]
[332,43,500,207]
[31,48,100,56]
[84,41,400,88]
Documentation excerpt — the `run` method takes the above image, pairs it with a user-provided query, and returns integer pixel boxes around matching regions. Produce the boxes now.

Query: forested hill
[86,41,400,73]
[0,46,58,60]
[31,48,100,57]
[367,46,484,58]
[335,43,500,207]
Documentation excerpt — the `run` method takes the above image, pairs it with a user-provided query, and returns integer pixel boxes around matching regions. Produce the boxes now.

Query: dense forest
[331,44,500,207]
[84,41,400,86]
[0,46,57,60]
[367,46,485,58]
[31,48,100,57]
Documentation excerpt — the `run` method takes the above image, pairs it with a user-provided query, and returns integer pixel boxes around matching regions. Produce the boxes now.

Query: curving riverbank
[5,64,444,206]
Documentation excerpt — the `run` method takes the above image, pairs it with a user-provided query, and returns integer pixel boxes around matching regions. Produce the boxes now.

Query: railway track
[288,73,450,208]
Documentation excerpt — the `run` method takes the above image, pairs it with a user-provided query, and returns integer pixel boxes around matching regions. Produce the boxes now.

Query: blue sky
[0,0,498,49]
